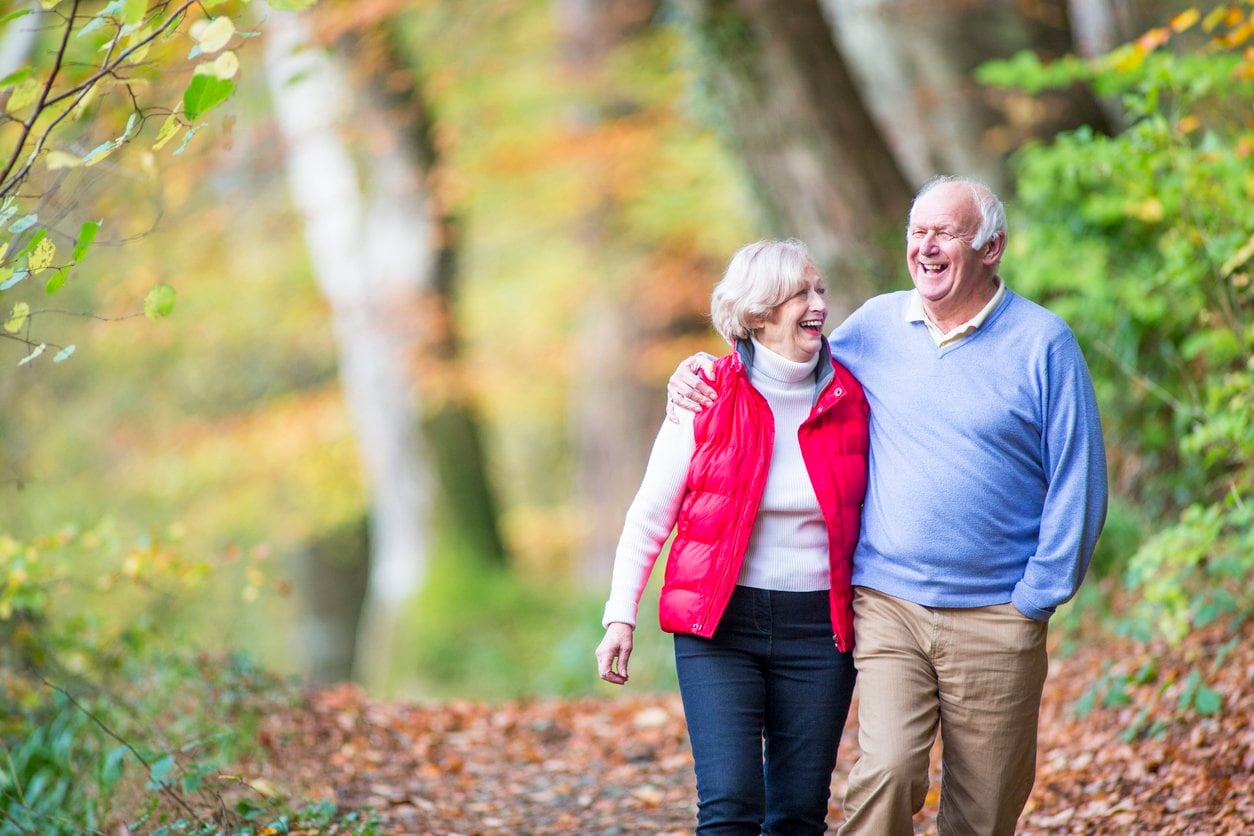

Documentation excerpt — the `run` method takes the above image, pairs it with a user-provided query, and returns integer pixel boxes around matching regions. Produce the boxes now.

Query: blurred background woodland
[0,0,1251,830]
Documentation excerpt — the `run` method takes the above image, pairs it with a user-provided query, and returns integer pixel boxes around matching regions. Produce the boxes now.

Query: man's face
[906,183,998,312]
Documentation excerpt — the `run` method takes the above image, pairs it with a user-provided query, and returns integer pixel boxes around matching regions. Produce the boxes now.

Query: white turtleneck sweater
[602,338,829,628]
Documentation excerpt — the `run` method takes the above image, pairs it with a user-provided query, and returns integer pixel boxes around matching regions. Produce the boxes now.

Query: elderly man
[667,175,1107,834]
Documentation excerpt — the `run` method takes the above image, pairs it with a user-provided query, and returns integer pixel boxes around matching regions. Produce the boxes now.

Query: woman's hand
[666,353,718,422]
[595,622,635,685]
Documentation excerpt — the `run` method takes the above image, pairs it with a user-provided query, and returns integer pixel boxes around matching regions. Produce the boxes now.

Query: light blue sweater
[830,289,1108,620]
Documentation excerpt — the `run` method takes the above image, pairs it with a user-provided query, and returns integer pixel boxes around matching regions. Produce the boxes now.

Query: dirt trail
[256,621,1252,834]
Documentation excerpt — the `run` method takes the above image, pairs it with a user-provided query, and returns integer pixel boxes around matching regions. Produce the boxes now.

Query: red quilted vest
[657,340,869,651]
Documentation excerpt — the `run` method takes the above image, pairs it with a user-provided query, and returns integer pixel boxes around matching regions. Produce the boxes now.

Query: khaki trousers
[839,587,1048,836]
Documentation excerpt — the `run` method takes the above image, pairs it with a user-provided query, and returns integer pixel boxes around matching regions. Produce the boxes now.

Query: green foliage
[983,15,1253,651]
[408,551,676,699]
[0,525,372,833]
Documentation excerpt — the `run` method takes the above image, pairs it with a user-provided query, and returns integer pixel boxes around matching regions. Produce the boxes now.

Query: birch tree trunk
[264,8,433,691]
[676,0,914,309]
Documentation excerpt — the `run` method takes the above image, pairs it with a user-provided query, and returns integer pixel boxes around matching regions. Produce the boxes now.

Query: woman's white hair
[910,174,1007,250]
[710,238,817,345]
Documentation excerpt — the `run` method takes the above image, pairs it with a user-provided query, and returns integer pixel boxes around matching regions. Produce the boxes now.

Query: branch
[39,677,208,829]
[0,0,200,199]
[0,0,80,191]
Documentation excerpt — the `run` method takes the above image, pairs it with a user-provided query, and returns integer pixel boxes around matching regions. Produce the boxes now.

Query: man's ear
[982,232,1006,265]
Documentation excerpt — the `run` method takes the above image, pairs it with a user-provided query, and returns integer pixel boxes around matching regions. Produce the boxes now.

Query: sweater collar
[744,337,821,384]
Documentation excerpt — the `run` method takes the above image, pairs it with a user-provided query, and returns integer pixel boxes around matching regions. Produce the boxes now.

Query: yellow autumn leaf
[1202,5,1229,33]
[1170,9,1200,32]
[1225,21,1254,47]
[6,77,41,115]
[1111,44,1147,73]
[28,238,55,273]
[4,302,30,334]
[194,50,240,80]
[1177,114,1200,133]
[195,16,235,54]
[45,150,82,170]
[152,113,183,150]
[1125,197,1165,223]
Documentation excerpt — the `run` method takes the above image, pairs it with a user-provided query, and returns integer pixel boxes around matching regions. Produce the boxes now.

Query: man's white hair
[910,175,1007,251]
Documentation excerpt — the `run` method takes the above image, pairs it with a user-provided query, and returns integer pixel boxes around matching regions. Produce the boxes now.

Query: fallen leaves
[249,618,1253,834]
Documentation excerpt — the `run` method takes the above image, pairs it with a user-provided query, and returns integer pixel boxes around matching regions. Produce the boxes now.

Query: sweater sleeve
[1011,335,1109,620]
[602,408,696,628]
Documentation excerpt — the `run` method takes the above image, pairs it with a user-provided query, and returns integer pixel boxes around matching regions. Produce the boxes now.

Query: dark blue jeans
[674,586,856,835]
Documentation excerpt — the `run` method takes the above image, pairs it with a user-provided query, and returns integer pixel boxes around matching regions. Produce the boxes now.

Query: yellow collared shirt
[905,278,1007,348]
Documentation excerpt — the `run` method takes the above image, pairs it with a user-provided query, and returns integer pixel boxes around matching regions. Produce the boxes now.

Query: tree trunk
[263,9,433,692]
[350,26,508,567]
[676,0,915,307]
[823,0,1111,192]
[291,516,370,684]
[554,0,661,589]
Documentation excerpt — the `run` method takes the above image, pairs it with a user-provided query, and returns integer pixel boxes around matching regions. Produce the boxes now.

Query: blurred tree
[264,1,508,689]
[264,7,430,690]
[674,0,913,310]
[824,0,1111,191]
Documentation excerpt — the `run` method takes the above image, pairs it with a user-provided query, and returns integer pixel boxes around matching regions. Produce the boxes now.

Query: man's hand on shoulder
[666,353,717,423]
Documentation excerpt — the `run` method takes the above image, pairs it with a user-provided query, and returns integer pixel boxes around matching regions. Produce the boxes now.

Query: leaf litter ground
[255,619,1252,834]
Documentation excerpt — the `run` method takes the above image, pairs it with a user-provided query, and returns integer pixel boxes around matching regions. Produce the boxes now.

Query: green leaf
[173,124,203,156]
[8,213,37,233]
[81,140,118,167]
[0,9,34,25]
[121,0,146,26]
[52,344,75,363]
[182,74,234,120]
[5,302,30,333]
[76,14,108,40]
[0,270,28,291]
[72,220,101,262]
[152,114,182,150]
[1193,684,1223,715]
[143,284,176,320]
[268,0,317,9]
[1177,669,1201,711]
[0,67,32,88]
[44,266,70,294]
[147,753,175,786]
[15,228,46,258]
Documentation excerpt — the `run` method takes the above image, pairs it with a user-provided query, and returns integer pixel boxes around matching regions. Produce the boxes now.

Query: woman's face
[755,267,828,362]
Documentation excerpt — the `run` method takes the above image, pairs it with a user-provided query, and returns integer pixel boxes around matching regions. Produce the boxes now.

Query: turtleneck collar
[748,336,820,384]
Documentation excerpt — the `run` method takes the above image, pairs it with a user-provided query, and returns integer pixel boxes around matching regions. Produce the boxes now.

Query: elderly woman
[595,239,869,834]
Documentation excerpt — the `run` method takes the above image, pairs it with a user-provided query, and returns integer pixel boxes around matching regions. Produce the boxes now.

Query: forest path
[257,622,1252,834]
